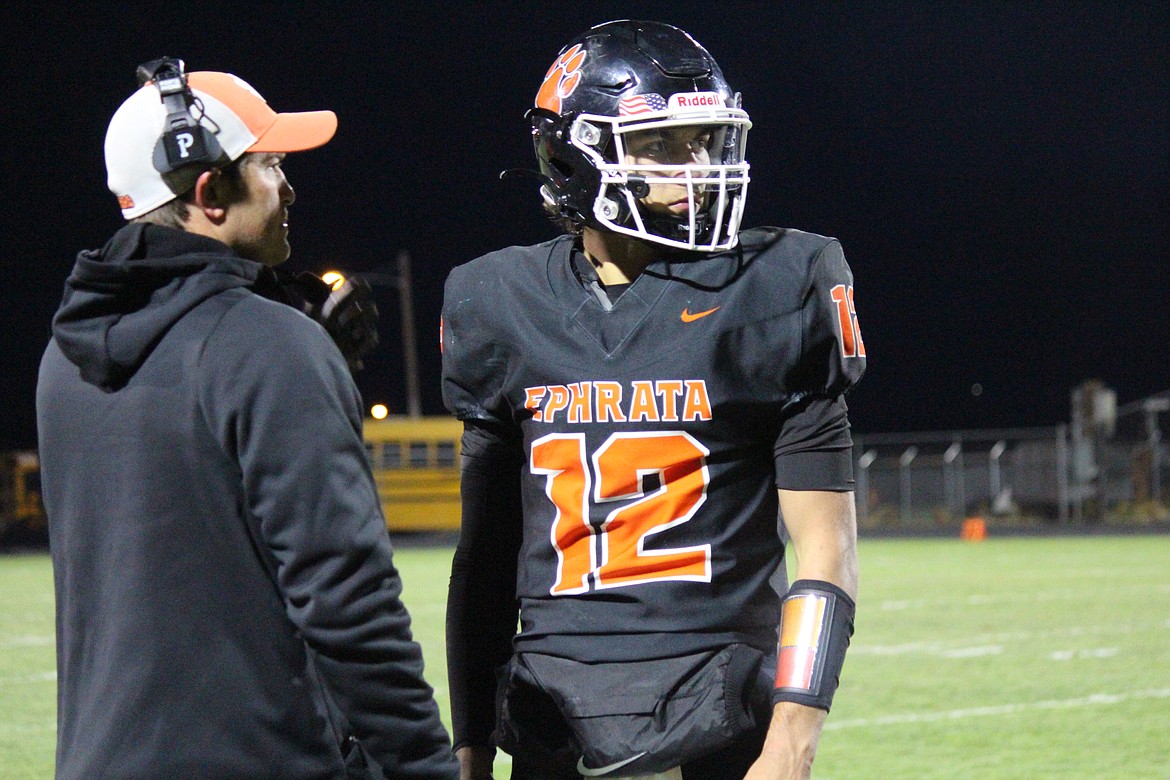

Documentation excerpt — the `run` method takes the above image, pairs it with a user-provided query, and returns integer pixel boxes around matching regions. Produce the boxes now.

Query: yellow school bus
[0,450,46,540]
[2,417,464,539]
[363,415,463,532]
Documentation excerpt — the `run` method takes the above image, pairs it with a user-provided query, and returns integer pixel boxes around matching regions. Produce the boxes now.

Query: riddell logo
[669,92,722,109]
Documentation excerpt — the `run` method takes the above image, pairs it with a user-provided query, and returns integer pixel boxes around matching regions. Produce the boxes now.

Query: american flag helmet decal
[618,93,668,115]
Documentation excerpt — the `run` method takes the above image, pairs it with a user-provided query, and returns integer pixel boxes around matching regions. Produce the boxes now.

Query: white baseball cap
[104,71,338,219]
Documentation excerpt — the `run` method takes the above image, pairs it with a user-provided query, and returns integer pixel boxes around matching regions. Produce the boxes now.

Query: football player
[442,20,865,780]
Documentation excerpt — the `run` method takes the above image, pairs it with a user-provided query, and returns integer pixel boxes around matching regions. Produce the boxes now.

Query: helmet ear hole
[572,121,603,147]
[597,197,622,221]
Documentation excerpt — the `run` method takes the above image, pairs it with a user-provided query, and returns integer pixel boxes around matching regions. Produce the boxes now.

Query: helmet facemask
[568,99,750,251]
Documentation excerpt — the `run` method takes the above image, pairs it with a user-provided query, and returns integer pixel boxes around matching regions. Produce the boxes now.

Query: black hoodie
[37,224,457,779]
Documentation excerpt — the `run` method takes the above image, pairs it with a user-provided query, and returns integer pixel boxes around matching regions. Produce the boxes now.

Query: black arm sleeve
[446,419,524,752]
[774,395,855,491]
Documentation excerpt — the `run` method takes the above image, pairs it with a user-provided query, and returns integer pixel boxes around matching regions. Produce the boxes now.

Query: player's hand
[455,745,495,780]
[741,701,825,780]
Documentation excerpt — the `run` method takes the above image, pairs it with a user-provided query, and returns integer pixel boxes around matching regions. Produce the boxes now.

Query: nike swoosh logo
[577,751,649,776]
[680,306,720,323]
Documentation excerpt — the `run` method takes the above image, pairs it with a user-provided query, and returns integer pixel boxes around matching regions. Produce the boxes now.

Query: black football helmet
[529,20,751,251]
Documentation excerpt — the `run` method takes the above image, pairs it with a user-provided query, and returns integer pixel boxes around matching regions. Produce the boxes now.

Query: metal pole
[1056,424,1071,524]
[989,440,1006,510]
[396,250,422,419]
[899,446,917,523]
[857,449,876,527]
[944,443,965,519]
[988,441,1003,497]
[1145,398,1169,504]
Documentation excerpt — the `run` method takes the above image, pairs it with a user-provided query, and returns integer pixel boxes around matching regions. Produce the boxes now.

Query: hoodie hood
[52,223,263,391]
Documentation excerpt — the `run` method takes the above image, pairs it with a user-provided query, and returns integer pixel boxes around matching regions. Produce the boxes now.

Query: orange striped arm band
[773,579,855,711]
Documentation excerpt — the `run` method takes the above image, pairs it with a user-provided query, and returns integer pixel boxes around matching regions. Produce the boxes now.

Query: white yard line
[935,645,1003,658]
[877,582,1170,612]
[825,688,1170,730]
[0,670,56,685]
[0,719,55,736]
[1049,647,1118,661]
[0,634,54,648]
[854,618,1170,656]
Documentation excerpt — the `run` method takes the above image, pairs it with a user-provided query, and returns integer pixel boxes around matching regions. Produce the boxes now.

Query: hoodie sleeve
[198,293,457,779]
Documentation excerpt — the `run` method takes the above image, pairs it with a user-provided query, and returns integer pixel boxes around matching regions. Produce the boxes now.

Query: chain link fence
[4,389,1168,542]
[853,388,1170,529]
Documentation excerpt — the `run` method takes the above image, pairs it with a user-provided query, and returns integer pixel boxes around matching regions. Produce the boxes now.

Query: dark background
[2,1,1166,450]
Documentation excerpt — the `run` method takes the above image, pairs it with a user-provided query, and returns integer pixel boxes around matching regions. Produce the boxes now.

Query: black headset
[135,57,225,174]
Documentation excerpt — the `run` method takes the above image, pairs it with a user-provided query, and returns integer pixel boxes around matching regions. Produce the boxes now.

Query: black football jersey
[441,228,865,661]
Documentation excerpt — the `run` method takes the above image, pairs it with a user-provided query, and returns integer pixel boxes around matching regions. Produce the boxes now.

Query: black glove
[261,269,380,372]
[313,275,380,371]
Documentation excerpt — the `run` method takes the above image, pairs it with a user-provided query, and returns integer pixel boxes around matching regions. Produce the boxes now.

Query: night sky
[3,1,1167,451]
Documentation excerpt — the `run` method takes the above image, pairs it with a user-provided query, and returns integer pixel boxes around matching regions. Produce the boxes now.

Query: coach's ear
[191,168,232,224]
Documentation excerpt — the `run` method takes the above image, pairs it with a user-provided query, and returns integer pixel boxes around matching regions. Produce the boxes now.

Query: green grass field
[3,535,1169,779]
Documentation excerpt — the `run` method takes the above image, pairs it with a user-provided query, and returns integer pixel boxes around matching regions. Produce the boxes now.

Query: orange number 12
[530,431,712,595]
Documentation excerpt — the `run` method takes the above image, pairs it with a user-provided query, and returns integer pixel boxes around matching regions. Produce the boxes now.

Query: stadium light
[320,271,346,291]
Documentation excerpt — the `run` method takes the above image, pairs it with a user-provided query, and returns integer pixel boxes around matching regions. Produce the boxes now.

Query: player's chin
[641,198,697,216]
[667,200,710,217]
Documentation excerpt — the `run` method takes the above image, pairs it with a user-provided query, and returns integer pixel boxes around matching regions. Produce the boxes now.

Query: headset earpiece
[136,57,226,175]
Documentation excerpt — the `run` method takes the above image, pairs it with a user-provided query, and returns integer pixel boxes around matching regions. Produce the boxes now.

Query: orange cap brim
[249,110,338,153]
